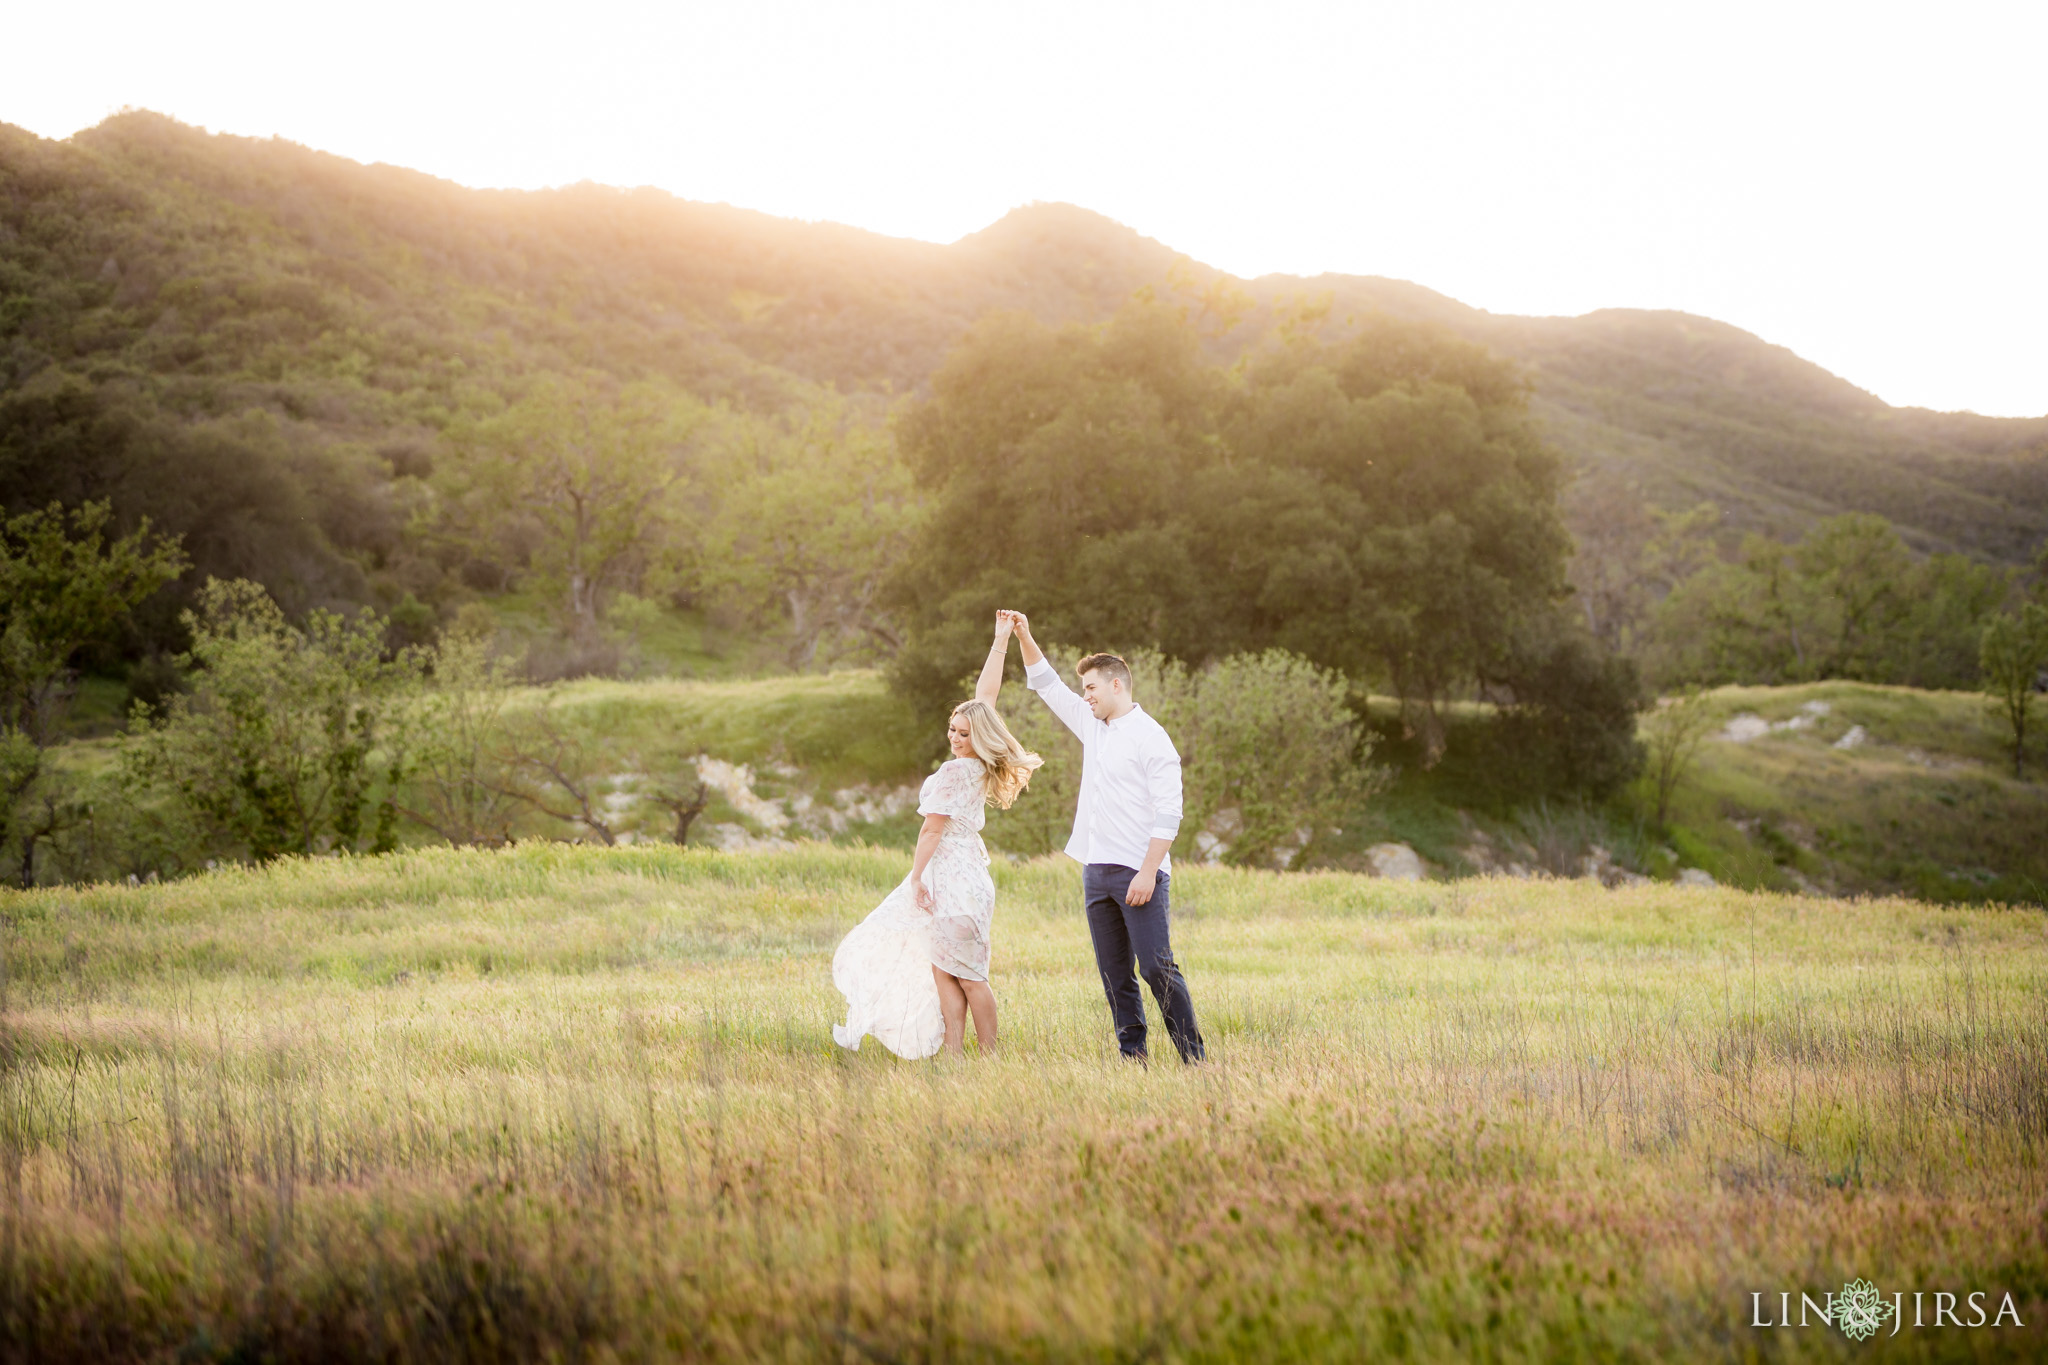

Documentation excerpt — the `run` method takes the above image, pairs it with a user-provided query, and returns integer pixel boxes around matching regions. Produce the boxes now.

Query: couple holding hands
[831,611,1206,1065]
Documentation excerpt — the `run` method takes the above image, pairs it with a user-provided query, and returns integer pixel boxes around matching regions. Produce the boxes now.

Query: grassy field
[2,843,2043,1361]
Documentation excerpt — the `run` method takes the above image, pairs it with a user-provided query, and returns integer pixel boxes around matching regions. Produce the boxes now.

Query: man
[1004,611,1204,1064]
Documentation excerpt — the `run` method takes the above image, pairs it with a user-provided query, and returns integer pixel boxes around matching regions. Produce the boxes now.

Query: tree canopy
[6,110,2042,665]
[889,299,1622,778]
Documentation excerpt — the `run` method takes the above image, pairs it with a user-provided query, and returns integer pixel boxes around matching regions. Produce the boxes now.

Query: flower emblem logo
[1835,1279,1893,1341]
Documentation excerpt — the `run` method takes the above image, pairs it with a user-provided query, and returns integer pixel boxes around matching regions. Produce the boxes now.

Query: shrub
[401,627,523,847]
[1639,686,1716,828]
[1980,602,2048,779]
[1488,631,1646,802]
[989,645,1372,868]
[123,578,421,863]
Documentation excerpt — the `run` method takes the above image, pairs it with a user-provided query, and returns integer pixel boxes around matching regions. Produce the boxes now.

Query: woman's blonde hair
[951,700,1043,810]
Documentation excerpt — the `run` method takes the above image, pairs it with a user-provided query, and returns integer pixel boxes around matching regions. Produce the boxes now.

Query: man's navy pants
[1081,863,1205,1063]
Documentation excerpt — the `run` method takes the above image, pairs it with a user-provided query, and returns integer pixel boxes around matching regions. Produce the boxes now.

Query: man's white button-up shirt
[1023,657,1183,872]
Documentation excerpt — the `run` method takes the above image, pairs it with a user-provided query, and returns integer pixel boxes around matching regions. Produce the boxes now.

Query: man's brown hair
[1075,652,1133,691]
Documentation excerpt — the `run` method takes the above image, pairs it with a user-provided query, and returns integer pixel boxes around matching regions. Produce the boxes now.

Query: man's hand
[1125,868,1157,906]
[1003,610,1043,666]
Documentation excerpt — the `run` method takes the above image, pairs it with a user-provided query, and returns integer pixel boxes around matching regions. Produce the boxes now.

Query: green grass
[1318,682,2046,905]
[496,672,934,851]
[481,591,793,681]
[38,671,2047,902]
[1,843,2043,1361]
[534,671,933,791]
[1656,682,2048,905]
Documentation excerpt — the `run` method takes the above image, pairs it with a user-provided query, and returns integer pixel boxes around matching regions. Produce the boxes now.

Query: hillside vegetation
[521,672,2045,907]
[44,668,2040,905]
[2,844,2042,1360]
[4,111,2044,904]
[1344,679,2048,905]
[4,109,2044,612]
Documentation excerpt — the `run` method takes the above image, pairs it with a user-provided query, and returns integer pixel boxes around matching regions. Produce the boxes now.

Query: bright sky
[12,0,2047,416]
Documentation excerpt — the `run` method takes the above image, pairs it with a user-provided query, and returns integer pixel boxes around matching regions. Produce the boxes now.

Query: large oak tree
[888,298,1635,787]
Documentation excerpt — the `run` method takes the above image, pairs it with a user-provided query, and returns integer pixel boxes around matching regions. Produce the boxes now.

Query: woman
[832,614,1040,1059]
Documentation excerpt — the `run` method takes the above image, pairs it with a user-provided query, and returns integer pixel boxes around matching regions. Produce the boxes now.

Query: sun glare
[6,0,2048,411]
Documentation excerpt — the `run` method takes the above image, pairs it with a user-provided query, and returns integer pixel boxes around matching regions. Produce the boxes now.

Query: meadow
[2,843,2043,1361]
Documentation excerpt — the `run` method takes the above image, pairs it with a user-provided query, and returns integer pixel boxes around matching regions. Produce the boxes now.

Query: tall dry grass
[1,844,2042,1361]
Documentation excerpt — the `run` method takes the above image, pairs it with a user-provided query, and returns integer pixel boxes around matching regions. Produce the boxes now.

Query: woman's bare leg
[932,967,968,1057]
[959,980,998,1054]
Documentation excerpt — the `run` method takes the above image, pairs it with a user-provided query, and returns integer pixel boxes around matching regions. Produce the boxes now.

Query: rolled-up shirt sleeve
[1144,739,1183,842]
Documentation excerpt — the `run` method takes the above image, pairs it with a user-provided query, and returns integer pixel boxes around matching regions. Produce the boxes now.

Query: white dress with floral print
[831,757,995,1058]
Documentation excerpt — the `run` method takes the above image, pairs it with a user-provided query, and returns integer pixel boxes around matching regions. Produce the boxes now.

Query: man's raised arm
[1006,611,1091,740]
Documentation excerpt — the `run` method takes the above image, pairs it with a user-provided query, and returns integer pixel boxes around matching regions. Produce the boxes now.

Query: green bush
[990,645,1372,868]
[1980,602,2048,779]
[1486,630,1646,801]
[123,579,420,863]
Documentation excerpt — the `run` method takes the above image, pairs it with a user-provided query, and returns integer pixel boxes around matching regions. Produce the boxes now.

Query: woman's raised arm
[972,612,1014,705]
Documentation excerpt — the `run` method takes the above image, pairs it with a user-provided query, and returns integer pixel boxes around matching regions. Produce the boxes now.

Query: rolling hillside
[4,109,2044,582]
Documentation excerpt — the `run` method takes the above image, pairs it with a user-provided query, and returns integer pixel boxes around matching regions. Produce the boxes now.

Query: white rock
[1272,826,1315,870]
[1833,725,1866,750]
[1723,708,1839,742]
[824,784,920,833]
[1193,808,1243,865]
[1677,867,1717,888]
[1365,842,1426,881]
[599,773,642,820]
[702,821,798,852]
[1719,715,1771,742]
[1784,866,1825,896]
[1578,843,1652,888]
[696,757,791,831]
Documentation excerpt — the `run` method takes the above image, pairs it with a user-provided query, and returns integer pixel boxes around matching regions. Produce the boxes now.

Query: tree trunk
[568,485,599,634]
[786,589,818,670]
[656,780,709,846]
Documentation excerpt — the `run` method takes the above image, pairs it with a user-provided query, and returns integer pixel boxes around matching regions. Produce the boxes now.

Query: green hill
[502,674,2048,905]
[1341,680,2048,905]
[4,109,2043,622]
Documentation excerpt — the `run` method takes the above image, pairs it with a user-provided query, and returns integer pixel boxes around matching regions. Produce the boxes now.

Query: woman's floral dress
[831,758,994,1058]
